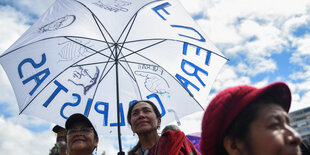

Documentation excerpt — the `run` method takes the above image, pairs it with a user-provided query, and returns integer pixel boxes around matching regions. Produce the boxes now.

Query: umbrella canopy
[0,0,227,151]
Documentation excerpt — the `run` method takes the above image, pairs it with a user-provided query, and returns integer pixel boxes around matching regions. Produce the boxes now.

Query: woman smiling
[65,113,99,155]
[127,100,200,155]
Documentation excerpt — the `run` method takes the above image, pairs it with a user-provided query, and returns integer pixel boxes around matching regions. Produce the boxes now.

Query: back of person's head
[162,124,180,133]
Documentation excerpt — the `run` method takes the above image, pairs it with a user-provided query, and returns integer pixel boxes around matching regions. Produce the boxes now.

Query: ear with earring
[95,146,97,154]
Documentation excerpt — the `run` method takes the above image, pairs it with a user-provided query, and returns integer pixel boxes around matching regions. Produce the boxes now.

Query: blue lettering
[183,42,212,66]
[205,50,211,66]
[23,68,50,95]
[18,53,47,78]
[95,102,109,126]
[84,98,93,116]
[129,100,137,108]
[110,103,125,127]
[152,2,171,20]
[180,59,208,87]
[43,80,68,107]
[175,74,198,96]
[147,94,166,117]
[60,93,81,119]
[171,25,206,42]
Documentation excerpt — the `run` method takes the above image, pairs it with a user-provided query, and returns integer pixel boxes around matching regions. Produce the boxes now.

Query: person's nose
[285,125,301,146]
[137,111,145,119]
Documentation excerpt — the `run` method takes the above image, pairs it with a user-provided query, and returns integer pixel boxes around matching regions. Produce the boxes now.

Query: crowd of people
[49,81,309,155]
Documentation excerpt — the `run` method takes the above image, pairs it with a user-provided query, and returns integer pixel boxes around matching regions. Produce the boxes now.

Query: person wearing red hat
[65,113,99,155]
[200,82,302,155]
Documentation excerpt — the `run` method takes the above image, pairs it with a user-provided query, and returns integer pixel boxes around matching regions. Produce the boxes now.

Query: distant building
[290,107,310,139]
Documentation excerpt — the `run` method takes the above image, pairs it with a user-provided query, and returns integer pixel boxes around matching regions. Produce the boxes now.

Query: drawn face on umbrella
[130,101,161,134]
[66,122,98,155]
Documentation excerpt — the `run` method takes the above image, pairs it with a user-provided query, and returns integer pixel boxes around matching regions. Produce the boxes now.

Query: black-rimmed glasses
[67,127,94,135]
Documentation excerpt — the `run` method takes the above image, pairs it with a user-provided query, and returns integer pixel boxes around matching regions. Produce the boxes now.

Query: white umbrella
[0,0,227,153]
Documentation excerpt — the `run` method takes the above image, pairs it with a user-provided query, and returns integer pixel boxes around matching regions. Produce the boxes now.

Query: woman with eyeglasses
[65,113,99,155]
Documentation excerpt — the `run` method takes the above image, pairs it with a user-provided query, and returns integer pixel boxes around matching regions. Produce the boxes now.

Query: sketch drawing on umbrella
[0,0,227,153]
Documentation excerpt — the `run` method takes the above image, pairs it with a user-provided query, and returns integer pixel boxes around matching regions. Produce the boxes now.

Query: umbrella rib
[116,55,143,99]
[119,39,166,60]
[84,59,116,117]
[92,14,117,60]
[122,38,229,61]
[73,0,116,45]
[0,36,113,59]
[72,60,114,67]
[116,14,138,59]
[98,61,116,83]
[115,0,164,44]
[74,0,117,60]
[64,36,113,60]
[119,59,205,111]
[118,60,158,66]
[83,49,118,117]
[18,46,116,114]
[118,45,206,111]
[116,12,137,44]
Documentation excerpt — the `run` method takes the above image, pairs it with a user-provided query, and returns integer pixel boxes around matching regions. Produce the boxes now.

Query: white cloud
[190,0,310,80]
[0,6,28,116]
[179,0,205,15]
[17,0,55,15]
[294,36,310,55]
[290,35,310,67]
[283,14,309,38]
[235,58,277,76]
[287,78,310,112]
[0,6,29,53]
[212,65,251,90]
[0,116,54,155]
[197,18,242,45]
[289,65,310,80]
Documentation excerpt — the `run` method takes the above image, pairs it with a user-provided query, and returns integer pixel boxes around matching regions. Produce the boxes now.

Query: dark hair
[128,142,141,155]
[218,96,280,155]
[162,124,180,133]
[127,100,161,126]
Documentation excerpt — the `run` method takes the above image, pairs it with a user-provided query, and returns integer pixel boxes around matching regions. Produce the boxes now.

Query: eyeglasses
[67,127,94,135]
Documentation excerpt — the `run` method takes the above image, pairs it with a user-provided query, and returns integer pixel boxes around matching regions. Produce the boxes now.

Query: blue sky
[0,0,310,154]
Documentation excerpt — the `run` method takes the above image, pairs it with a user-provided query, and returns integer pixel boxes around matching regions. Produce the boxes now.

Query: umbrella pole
[115,46,125,155]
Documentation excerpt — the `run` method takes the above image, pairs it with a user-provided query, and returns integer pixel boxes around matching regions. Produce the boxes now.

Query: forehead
[57,130,66,136]
[69,121,90,129]
[256,104,288,119]
[132,102,153,111]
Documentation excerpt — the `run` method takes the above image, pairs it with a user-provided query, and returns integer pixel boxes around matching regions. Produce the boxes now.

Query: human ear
[95,137,99,147]
[157,118,161,127]
[223,136,245,155]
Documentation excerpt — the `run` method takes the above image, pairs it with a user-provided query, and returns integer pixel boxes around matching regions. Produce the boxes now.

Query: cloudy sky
[0,0,310,154]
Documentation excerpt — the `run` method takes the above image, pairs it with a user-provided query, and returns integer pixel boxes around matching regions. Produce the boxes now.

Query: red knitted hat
[200,82,291,155]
